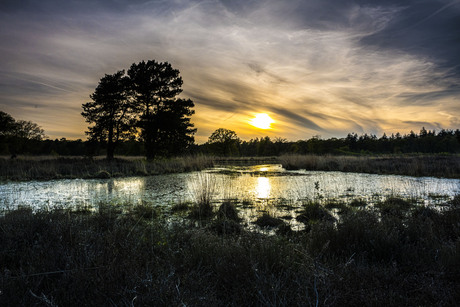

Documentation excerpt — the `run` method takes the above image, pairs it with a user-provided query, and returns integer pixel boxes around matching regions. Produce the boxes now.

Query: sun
[249,113,275,129]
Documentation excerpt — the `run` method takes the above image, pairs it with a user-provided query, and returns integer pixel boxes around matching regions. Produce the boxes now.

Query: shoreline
[1,154,460,181]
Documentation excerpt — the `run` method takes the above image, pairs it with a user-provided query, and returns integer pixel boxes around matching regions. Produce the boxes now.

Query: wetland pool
[1,164,459,228]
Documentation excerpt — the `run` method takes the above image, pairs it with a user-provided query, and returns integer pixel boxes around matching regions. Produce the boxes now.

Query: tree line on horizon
[0,111,46,156]
[2,111,460,157]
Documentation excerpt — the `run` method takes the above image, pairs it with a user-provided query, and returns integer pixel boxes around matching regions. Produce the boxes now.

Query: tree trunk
[107,125,114,160]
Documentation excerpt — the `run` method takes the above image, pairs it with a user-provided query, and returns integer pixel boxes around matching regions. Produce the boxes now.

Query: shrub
[189,202,214,220]
[375,197,413,217]
[217,201,240,222]
[296,201,335,225]
[324,200,350,215]
[254,213,285,228]
[171,201,191,213]
[208,218,242,235]
[349,198,367,208]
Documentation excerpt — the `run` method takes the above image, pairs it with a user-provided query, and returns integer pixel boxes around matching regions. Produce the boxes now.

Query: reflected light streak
[256,177,271,199]
[113,178,145,194]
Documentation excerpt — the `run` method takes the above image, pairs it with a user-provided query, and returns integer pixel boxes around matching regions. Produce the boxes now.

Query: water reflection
[1,165,460,217]
[256,177,270,199]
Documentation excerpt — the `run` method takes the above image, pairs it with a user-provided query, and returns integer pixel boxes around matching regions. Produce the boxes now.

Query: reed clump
[296,201,335,226]
[375,197,414,217]
[254,213,285,228]
[189,202,214,220]
[217,200,240,222]
[170,201,191,213]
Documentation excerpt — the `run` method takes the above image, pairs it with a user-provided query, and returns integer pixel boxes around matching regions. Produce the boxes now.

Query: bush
[254,213,284,228]
[189,202,214,220]
[296,201,335,225]
[349,198,367,208]
[375,197,414,217]
[217,201,240,222]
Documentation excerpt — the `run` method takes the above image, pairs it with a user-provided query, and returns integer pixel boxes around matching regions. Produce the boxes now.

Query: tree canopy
[0,111,46,155]
[81,60,196,160]
[128,60,193,159]
[206,128,240,156]
[82,70,137,160]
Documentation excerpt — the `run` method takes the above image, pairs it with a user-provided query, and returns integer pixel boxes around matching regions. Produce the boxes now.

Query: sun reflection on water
[256,177,271,199]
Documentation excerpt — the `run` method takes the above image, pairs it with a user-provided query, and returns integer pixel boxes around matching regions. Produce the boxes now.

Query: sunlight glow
[249,113,275,129]
[256,177,271,199]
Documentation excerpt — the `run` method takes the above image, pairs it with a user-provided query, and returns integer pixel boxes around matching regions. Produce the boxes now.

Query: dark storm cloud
[0,0,180,13]
[359,0,460,75]
[220,0,460,77]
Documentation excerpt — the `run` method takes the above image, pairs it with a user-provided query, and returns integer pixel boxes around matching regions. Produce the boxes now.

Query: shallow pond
[1,164,459,229]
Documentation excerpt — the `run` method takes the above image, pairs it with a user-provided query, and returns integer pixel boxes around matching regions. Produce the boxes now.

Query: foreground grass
[0,155,214,181]
[1,198,459,306]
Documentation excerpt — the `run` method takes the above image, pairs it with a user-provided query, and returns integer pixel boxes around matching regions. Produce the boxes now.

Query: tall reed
[188,173,217,219]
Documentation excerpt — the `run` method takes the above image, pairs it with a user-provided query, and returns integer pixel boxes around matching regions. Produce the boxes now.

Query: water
[1,164,459,227]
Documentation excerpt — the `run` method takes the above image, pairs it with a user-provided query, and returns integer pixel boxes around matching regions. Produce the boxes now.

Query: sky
[1,0,460,143]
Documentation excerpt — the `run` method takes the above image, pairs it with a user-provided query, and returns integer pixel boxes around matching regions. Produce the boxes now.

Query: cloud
[402,121,443,131]
[0,0,459,142]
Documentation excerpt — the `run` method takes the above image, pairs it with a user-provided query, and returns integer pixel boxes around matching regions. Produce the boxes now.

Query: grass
[0,155,214,181]
[279,154,460,178]
[0,196,460,306]
[3,154,460,181]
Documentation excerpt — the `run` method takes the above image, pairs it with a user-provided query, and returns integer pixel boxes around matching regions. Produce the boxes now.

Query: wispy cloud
[1,0,459,141]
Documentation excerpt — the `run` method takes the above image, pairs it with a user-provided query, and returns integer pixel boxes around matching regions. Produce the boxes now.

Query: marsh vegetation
[279,154,460,178]
[2,154,460,182]
[0,155,214,181]
[1,193,459,306]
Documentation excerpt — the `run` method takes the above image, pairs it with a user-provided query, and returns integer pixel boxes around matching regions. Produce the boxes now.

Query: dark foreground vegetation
[1,197,459,306]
